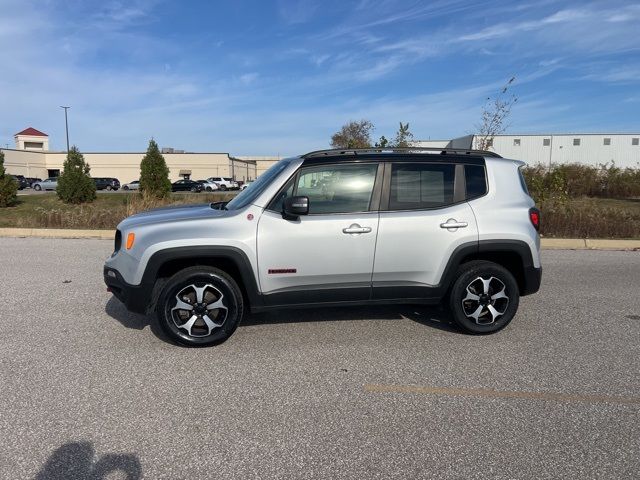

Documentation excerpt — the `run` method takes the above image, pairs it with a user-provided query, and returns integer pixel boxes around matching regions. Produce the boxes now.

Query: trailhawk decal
[268,268,297,274]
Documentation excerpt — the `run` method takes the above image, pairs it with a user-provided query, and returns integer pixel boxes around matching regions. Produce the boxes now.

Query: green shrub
[139,139,171,199]
[0,150,19,207]
[56,146,97,204]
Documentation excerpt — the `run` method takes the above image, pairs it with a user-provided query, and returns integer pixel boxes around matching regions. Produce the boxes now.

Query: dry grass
[540,197,640,239]
[0,192,236,229]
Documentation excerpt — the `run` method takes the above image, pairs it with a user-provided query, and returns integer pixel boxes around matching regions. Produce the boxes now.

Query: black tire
[123,185,129,190]
[206,186,212,192]
[448,260,519,334]
[219,185,227,191]
[156,266,244,347]
[190,187,197,192]
[34,184,41,191]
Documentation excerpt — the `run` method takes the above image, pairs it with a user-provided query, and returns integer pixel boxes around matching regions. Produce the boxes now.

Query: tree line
[330,120,415,149]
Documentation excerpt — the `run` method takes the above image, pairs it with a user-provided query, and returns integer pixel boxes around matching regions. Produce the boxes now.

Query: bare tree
[330,120,374,149]
[476,77,518,151]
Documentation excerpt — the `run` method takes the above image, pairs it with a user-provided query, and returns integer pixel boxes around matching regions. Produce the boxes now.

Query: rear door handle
[440,219,468,229]
[343,224,372,234]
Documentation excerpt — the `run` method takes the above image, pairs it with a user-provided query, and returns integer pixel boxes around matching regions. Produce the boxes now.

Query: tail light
[529,207,540,231]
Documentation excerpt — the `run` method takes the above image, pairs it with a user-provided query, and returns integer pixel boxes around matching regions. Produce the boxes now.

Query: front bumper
[104,266,151,314]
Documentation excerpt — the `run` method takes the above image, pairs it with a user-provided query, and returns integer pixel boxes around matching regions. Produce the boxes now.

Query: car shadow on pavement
[243,304,463,334]
[105,297,171,342]
[36,441,141,480]
[105,296,462,344]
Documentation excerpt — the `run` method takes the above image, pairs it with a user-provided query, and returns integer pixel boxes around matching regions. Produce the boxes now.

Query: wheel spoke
[202,314,224,334]
[487,304,503,322]
[206,296,227,312]
[193,286,207,304]
[479,277,491,295]
[468,305,484,321]
[178,315,198,336]
[173,297,194,312]
[491,286,508,301]
[463,288,480,302]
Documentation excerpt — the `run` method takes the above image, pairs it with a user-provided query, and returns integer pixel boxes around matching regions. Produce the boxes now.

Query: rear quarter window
[464,165,487,199]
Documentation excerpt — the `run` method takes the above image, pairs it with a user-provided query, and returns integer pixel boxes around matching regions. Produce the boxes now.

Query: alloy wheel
[461,276,510,325]
[171,283,228,337]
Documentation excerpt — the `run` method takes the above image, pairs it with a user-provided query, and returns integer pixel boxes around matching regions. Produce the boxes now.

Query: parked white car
[206,177,238,191]
[240,180,254,191]
[33,178,58,191]
[196,180,220,192]
[122,180,140,191]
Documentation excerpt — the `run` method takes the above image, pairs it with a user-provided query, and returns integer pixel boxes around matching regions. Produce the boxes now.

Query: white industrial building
[414,133,640,168]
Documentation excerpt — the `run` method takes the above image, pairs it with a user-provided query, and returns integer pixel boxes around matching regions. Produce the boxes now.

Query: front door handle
[440,219,468,230]
[343,224,372,235]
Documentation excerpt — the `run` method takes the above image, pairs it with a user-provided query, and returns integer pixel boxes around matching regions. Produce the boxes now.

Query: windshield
[225,157,294,210]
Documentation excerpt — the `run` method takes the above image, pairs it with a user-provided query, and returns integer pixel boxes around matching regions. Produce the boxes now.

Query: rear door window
[388,163,455,210]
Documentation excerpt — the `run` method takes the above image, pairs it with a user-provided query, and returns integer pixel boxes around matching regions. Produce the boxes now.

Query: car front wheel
[34,185,41,191]
[448,260,520,334]
[156,267,244,347]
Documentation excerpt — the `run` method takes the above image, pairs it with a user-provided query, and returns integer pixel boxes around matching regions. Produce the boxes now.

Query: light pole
[60,106,70,152]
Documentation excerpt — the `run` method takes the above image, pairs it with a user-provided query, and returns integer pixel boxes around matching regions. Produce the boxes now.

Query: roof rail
[301,147,502,158]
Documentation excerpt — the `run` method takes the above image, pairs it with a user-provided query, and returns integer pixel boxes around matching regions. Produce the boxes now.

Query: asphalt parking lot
[0,238,638,479]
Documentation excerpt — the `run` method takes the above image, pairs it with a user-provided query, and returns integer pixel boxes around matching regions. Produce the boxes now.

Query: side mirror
[283,196,309,219]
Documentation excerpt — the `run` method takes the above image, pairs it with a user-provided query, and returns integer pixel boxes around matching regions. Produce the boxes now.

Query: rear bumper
[522,266,542,296]
[103,266,150,314]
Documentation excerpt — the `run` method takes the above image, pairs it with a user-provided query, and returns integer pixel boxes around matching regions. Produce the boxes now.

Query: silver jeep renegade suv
[104,148,541,346]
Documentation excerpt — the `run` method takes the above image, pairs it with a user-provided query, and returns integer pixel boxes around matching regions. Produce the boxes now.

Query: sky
[0,0,639,155]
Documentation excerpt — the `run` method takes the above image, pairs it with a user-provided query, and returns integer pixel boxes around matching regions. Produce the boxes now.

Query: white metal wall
[476,134,640,168]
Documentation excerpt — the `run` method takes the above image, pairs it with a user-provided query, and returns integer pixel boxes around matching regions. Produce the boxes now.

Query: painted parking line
[364,384,640,405]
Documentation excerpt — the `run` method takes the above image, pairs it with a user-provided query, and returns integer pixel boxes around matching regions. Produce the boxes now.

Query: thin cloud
[277,0,319,25]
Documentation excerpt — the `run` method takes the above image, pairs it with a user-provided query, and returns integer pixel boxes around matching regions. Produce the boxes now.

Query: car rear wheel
[156,267,244,347]
[448,260,519,334]
[219,185,227,191]
[106,185,112,191]
[123,186,129,190]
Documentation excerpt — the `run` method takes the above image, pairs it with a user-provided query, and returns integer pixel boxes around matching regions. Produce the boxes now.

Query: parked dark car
[93,177,121,191]
[25,177,42,188]
[171,179,203,192]
[9,175,27,190]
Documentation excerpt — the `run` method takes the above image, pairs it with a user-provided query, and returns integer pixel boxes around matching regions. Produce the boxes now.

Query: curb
[0,228,113,240]
[0,228,639,250]
[541,238,640,250]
